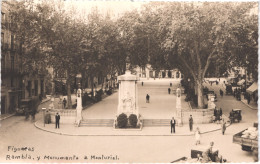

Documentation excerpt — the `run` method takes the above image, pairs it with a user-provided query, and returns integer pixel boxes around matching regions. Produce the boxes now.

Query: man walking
[189,115,193,131]
[170,117,176,133]
[63,98,67,109]
[168,88,171,94]
[142,81,144,86]
[55,113,60,129]
[146,94,150,103]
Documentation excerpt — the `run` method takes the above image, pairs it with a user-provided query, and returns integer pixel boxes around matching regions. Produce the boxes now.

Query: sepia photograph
[0,0,258,163]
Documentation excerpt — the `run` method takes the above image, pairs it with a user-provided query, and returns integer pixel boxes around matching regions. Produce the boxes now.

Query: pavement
[240,99,258,110]
[0,78,258,163]
[34,78,230,136]
[34,120,230,136]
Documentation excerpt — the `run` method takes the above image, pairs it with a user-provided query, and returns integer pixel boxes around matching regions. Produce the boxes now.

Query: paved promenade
[34,121,230,136]
[34,79,230,136]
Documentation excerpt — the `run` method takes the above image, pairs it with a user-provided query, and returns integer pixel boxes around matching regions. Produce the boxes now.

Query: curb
[240,100,258,110]
[41,98,51,104]
[0,113,16,121]
[34,121,231,137]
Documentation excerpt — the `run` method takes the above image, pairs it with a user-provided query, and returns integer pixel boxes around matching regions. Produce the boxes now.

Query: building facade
[1,1,45,115]
[134,64,183,79]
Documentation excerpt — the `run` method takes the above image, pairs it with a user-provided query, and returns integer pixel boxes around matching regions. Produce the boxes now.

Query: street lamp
[42,108,46,127]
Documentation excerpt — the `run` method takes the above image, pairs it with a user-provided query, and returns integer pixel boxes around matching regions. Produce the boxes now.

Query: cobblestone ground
[0,79,258,163]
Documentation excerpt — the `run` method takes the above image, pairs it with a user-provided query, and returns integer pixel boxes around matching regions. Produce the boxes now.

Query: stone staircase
[142,119,171,127]
[80,119,114,127]
[80,119,175,127]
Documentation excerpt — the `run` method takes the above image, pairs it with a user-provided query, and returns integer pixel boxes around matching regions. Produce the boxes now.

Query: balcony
[1,43,9,51]
[1,21,9,29]
[1,67,23,77]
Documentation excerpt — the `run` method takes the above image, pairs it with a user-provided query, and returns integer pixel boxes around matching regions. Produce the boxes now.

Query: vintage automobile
[16,99,33,115]
[226,84,233,95]
[229,109,242,123]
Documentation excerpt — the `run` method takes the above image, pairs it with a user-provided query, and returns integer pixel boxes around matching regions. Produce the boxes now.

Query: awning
[237,79,245,85]
[246,82,258,94]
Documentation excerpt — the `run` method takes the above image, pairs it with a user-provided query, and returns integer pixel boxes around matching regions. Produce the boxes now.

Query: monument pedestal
[176,87,183,127]
[115,70,140,128]
[75,89,82,126]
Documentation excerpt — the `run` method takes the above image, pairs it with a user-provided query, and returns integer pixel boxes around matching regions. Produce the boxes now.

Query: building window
[34,80,38,96]
[11,55,14,71]
[28,81,32,97]
[1,12,5,22]
[1,32,4,45]
[11,35,14,50]
[1,54,5,72]
[11,77,14,87]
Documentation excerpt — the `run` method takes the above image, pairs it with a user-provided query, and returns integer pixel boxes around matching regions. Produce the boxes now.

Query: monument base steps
[80,119,114,127]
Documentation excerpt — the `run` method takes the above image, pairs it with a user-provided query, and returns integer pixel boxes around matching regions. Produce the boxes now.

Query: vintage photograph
[0,0,258,163]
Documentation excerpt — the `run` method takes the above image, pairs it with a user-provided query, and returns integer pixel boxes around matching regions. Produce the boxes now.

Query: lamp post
[42,108,46,127]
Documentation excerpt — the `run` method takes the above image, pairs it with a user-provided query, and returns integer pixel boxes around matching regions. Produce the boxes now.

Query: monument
[176,86,183,126]
[75,83,83,126]
[117,57,139,117]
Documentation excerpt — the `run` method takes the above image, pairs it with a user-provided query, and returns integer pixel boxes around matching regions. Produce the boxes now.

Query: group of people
[58,98,67,109]
[233,87,241,101]
[197,142,226,163]
[213,107,222,124]
[170,115,201,145]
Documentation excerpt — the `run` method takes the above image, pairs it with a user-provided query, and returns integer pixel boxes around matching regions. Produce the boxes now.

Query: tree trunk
[66,80,72,109]
[91,76,94,97]
[196,80,204,109]
[81,71,86,89]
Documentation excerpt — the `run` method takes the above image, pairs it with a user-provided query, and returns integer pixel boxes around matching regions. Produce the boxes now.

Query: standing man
[55,113,60,129]
[170,117,176,133]
[168,88,171,94]
[146,94,150,103]
[170,82,172,87]
[189,115,193,131]
[142,81,144,86]
[63,98,67,109]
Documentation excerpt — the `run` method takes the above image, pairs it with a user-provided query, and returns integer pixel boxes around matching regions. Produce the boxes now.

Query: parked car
[16,99,33,115]
[233,122,258,151]
[229,109,242,123]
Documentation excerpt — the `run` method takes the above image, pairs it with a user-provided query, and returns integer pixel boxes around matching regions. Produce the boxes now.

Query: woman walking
[195,127,201,145]
[221,119,226,135]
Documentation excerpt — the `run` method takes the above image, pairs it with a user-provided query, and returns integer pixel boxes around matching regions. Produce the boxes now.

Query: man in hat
[55,113,60,129]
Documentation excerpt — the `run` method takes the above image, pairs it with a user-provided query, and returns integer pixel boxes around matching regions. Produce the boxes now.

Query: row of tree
[10,1,258,108]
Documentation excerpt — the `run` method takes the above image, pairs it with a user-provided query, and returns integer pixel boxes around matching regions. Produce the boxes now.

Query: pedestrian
[219,89,223,98]
[229,109,234,124]
[63,98,67,109]
[142,81,144,86]
[194,127,201,145]
[58,98,63,109]
[168,88,171,94]
[55,113,60,129]
[247,95,251,104]
[221,119,226,135]
[170,82,172,87]
[146,94,150,103]
[170,117,176,133]
[220,108,223,118]
[189,115,193,131]
[216,108,221,124]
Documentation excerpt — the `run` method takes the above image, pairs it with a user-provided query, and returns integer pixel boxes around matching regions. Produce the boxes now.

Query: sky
[63,0,147,18]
